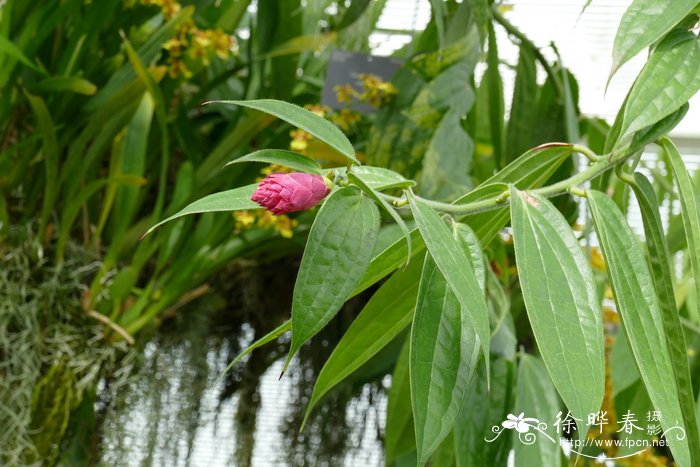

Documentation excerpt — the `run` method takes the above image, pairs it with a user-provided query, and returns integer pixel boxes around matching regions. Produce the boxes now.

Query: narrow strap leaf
[630,173,700,464]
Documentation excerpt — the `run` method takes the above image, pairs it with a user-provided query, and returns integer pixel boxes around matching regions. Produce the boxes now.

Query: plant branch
[383,151,620,216]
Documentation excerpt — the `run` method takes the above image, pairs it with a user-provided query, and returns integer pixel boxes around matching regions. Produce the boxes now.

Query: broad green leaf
[663,137,700,324]
[513,355,561,467]
[618,30,700,143]
[386,337,417,464]
[510,187,604,438]
[587,189,690,466]
[345,165,416,191]
[408,193,490,372]
[353,144,575,297]
[610,0,698,80]
[302,255,423,427]
[143,184,259,236]
[454,223,485,290]
[454,358,512,467]
[630,173,700,464]
[226,149,323,175]
[206,99,358,164]
[347,172,412,265]
[411,254,480,465]
[285,187,379,370]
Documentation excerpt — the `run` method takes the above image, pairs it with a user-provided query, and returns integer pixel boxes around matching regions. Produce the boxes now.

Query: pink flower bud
[251,173,331,215]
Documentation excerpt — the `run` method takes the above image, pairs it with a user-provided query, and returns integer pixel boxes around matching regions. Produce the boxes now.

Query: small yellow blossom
[334,84,357,103]
[290,129,312,153]
[589,246,606,271]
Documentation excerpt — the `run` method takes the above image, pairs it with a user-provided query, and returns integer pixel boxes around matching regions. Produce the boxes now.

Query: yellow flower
[233,210,256,232]
[590,246,606,271]
[333,84,356,103]
[289,129,312,152]
[331,108,361,131]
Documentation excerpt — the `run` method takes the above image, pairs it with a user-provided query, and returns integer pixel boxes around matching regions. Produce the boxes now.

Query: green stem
[382,153,617,216]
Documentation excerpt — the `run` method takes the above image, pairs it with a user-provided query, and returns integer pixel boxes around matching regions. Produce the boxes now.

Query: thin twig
[87,310,135,345]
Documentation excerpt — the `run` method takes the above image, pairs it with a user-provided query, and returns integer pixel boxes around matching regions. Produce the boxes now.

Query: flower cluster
[332,73,398,108]
[127,0,236,78]
[233,209,298,239]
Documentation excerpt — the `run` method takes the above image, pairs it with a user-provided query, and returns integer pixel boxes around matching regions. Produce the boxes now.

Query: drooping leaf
[513,355,561,467]
[226,149,323,175]
[510,187,604,438]
[587,189,690,466]
[386,337,416,464]
[302,255,423,427]
[206,99,358,164]
[410,255,480,465]
[143,184,259,236]
[408,193,490,372]
[617,30,700,145]
[506,45,538,164]
[486,21,505,167]
[214,320,291,388]
[285,187,379,370]
[347,171,412,265]
[630,173,700,464]
[353,144,575,297]
[610,0,698,80]
[663,137,700,324]
[454,358,512,467]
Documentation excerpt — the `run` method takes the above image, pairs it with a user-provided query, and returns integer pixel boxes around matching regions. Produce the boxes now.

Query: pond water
[98,287,389,467]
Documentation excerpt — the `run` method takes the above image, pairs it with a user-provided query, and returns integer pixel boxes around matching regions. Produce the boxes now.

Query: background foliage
[1,0,700,466]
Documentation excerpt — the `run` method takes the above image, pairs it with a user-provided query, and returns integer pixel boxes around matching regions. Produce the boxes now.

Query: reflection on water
[99,262,387,466]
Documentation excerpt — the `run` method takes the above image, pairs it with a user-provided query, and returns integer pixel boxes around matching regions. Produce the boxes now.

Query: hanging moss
[0,227,134,466]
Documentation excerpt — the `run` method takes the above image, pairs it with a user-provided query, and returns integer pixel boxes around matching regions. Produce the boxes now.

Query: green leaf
[25,92,58,241]
[28,76,97,95]
[0,35,46,75]
[337,165,416,191]
[353,143,574,297]
[408,193,490,374]
[486,21,505,167]
[506,45,538,164]
[513,355,561,467]
[206,99,358,165]
[587,189,690,466]
[226,149,323,175]
[628,103,688,155]
[454,358,512,467]
[302,253,424,428]
[386,337,417,464]
[663,137,700,324]
[213,320,291,389]
[429,0,445,49]
[285,187,379,370]
[629,173,700,464]
[410,254,480,465]
[454,223,485,290]
[610,0,698,80]
[618,31,700,144]
[347,172,412,266]
[510,187,604,438]
[143,184,259,236]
